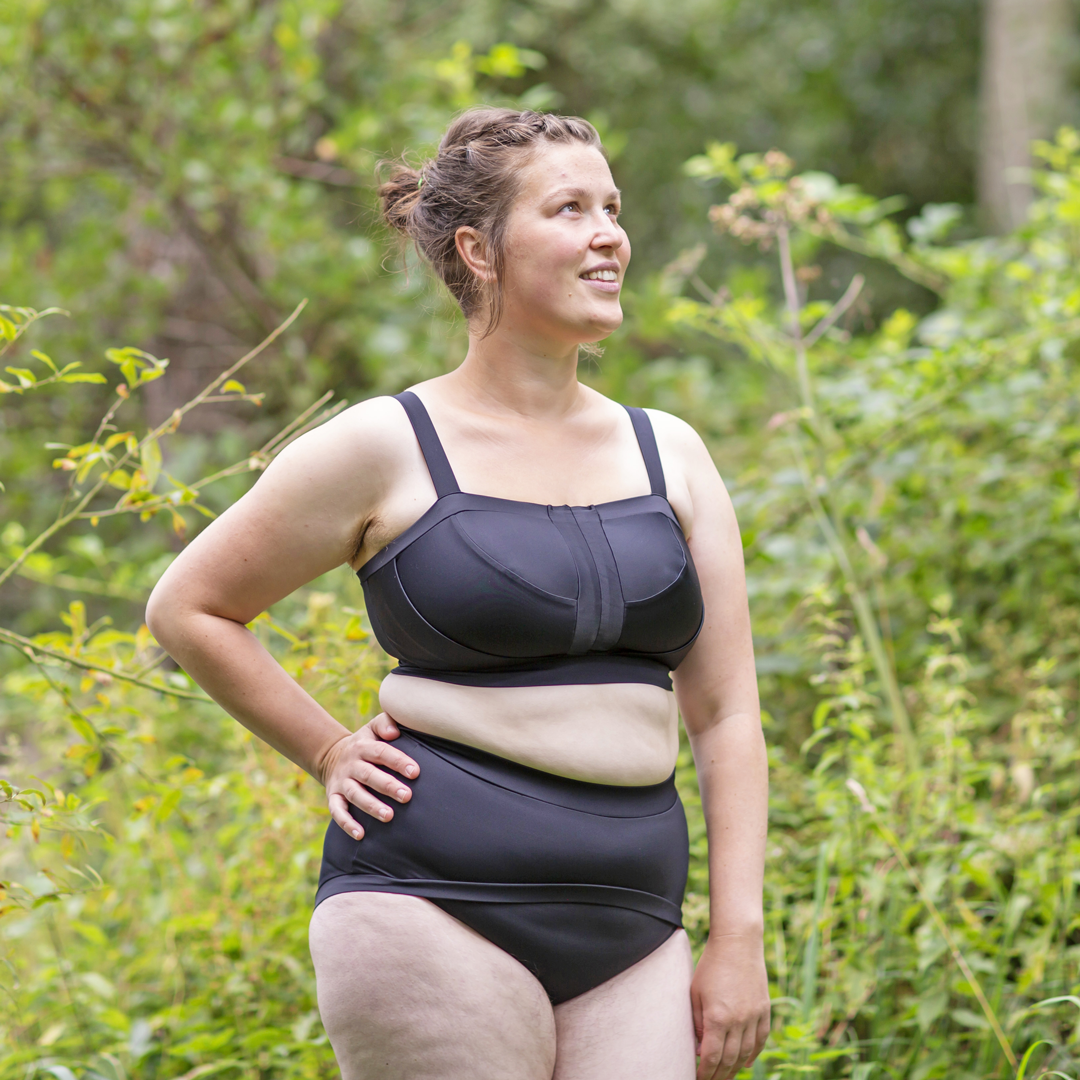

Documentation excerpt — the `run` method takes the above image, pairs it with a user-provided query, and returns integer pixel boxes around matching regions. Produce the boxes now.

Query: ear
[455,226,495,282]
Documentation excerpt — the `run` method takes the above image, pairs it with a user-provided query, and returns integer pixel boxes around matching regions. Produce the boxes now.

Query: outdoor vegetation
[2,2,1079,1079]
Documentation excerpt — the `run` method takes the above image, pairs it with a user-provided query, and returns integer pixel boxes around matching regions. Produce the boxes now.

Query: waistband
[390,654,675,691]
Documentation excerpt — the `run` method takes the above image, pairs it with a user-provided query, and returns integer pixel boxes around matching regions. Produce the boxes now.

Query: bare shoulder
[267,394,413,484]
[641,408,720,479]
[214,392,418,564]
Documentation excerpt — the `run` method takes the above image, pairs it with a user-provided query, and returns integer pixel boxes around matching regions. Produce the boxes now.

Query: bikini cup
[358,392,704,688]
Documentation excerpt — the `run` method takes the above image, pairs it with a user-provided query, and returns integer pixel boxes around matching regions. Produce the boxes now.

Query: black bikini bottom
[315,726,689,1004]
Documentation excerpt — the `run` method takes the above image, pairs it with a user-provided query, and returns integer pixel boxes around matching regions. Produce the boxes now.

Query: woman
[147,108,769,1080]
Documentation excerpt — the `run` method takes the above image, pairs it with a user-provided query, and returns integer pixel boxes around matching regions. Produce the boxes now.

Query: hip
[317,725,689,911]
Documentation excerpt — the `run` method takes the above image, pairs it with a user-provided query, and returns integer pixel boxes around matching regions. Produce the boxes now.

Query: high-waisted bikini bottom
[315,726,689,1004]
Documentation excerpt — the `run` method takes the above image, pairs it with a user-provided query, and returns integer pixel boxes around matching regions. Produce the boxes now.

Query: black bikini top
[359,392,704,690]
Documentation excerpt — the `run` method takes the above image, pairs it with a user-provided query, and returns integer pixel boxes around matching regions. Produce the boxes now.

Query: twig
[81,395,345,523]
[0,560,144,600]
[774,228,917,769]
[803,220,948,294]
[789,436,917,769]
[690,275,718,304]
[803,274,865,349]
[777,225,818,423]
[0,305,67,361]
[258,389,336,455]
[0,627,211,701]
[0,300,306,593]
[274,156,363,187]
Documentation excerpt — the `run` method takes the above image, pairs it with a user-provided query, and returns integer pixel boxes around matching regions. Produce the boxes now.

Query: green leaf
[916,989,948,1032]
[68,715,98,743]
[222,379,246,393]
[5,367,36,388]
[1015,1040,1053,1080]
[104,431,134,451]
[31,349,57,372]
[141,438,162,491]
[43,1066,78,1080]
[155,788,182,822]
[0,315,15,340]
[62,372,108,383]
[950,1008,989,1029]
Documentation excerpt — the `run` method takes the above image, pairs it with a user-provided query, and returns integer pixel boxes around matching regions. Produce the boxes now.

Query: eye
[605,204,621,218]
[559,202,580,214]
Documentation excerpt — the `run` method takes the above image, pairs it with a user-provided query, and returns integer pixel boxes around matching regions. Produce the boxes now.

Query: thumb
[370,711,401,739]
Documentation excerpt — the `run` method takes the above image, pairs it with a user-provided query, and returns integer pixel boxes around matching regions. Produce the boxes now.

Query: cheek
[507,240,583,297]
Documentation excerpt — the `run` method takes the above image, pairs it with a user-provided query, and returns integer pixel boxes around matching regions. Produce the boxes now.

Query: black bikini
[316,391,705,1003]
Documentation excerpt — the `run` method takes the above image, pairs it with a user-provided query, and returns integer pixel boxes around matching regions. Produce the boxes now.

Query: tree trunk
[979,0,1073,232]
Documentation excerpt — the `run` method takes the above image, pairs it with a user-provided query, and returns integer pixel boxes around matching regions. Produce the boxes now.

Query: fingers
[355,756,415,806]
[698,1024,757,1080]
[322,718,423,840]
[328,792,364,840]
[359,736,418,782]
[696,1028,724,1080]
[331,775,398,826]
[369,711,400,741]
[753,1012,770,1060]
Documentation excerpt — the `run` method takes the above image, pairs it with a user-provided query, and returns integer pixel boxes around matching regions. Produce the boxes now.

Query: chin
[586,316,623,341]
[575,306,623,342]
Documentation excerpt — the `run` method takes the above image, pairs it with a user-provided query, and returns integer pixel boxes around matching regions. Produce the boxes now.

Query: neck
[448,322,584,420]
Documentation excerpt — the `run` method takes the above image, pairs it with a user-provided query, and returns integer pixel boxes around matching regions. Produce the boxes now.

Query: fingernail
[397,788,408,800]
[406,766,417,777]
[380,807,391,820]
[353,829,362,839]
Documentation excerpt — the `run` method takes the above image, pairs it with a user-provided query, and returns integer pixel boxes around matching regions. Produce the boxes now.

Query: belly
[378,673,679,786]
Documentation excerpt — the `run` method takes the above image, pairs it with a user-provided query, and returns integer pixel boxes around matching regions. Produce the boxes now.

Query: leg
[552,930,696,1080]
[310,892,557,1080]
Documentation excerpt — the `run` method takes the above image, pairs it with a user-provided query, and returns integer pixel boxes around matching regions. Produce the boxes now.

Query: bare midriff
[378,672,679,787]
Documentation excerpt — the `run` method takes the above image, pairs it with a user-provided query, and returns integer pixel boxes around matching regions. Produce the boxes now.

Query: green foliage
[1,2,1079,1076]
[1,580,387,1080]
[655,126,1080,1078]
[6,127,1080,1076]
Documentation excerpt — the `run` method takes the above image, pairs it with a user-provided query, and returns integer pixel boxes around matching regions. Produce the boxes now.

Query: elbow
[145,581,179,655]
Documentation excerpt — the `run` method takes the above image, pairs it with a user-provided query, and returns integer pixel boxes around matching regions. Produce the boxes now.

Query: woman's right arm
[145,398,424,839]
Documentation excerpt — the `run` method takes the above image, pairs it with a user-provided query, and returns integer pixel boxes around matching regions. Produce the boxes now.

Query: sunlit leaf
[141,438,162,491]
[5,367,36,387]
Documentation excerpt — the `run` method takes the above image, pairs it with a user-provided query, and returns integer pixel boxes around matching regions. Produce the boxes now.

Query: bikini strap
[395,391,461,497]
[624,406,667,499]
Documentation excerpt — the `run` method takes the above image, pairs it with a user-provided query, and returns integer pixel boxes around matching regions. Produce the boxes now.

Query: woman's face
[496,141,630,347]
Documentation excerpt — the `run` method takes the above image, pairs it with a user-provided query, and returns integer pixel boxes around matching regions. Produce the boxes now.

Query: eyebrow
[547,186,622,202]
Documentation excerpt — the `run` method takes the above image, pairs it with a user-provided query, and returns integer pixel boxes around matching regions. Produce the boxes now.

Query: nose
[590,210,624,252]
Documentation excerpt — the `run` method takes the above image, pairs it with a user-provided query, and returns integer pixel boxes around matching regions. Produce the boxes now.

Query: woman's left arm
[657,413,770,1080]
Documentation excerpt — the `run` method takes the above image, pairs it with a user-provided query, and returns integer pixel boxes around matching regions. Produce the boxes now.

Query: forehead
[514,141,616,204]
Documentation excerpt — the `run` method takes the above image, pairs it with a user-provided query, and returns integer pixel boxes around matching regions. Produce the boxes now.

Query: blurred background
[3,2,1080,1079]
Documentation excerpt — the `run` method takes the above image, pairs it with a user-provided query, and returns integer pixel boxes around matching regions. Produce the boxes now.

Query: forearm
[152,609,351,782]
[688,711,768,934]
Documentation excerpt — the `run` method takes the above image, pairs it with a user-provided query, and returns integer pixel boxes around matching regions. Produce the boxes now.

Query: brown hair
[379,107,603,335]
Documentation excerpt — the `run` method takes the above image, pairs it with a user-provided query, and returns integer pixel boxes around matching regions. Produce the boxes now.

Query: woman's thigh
[552,930,696,1080]
[309,892,557,1080]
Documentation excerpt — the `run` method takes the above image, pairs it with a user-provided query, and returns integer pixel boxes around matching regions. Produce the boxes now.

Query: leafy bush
[5,129,1080,1080]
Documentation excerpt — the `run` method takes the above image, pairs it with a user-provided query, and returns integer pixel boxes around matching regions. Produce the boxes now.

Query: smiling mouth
[581,269,619,282]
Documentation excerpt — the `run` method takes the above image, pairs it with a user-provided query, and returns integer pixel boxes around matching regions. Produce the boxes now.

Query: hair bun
[378,165,423,235]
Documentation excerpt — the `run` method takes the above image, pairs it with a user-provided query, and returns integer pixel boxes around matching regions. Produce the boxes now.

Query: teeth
[582,270,618,281]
